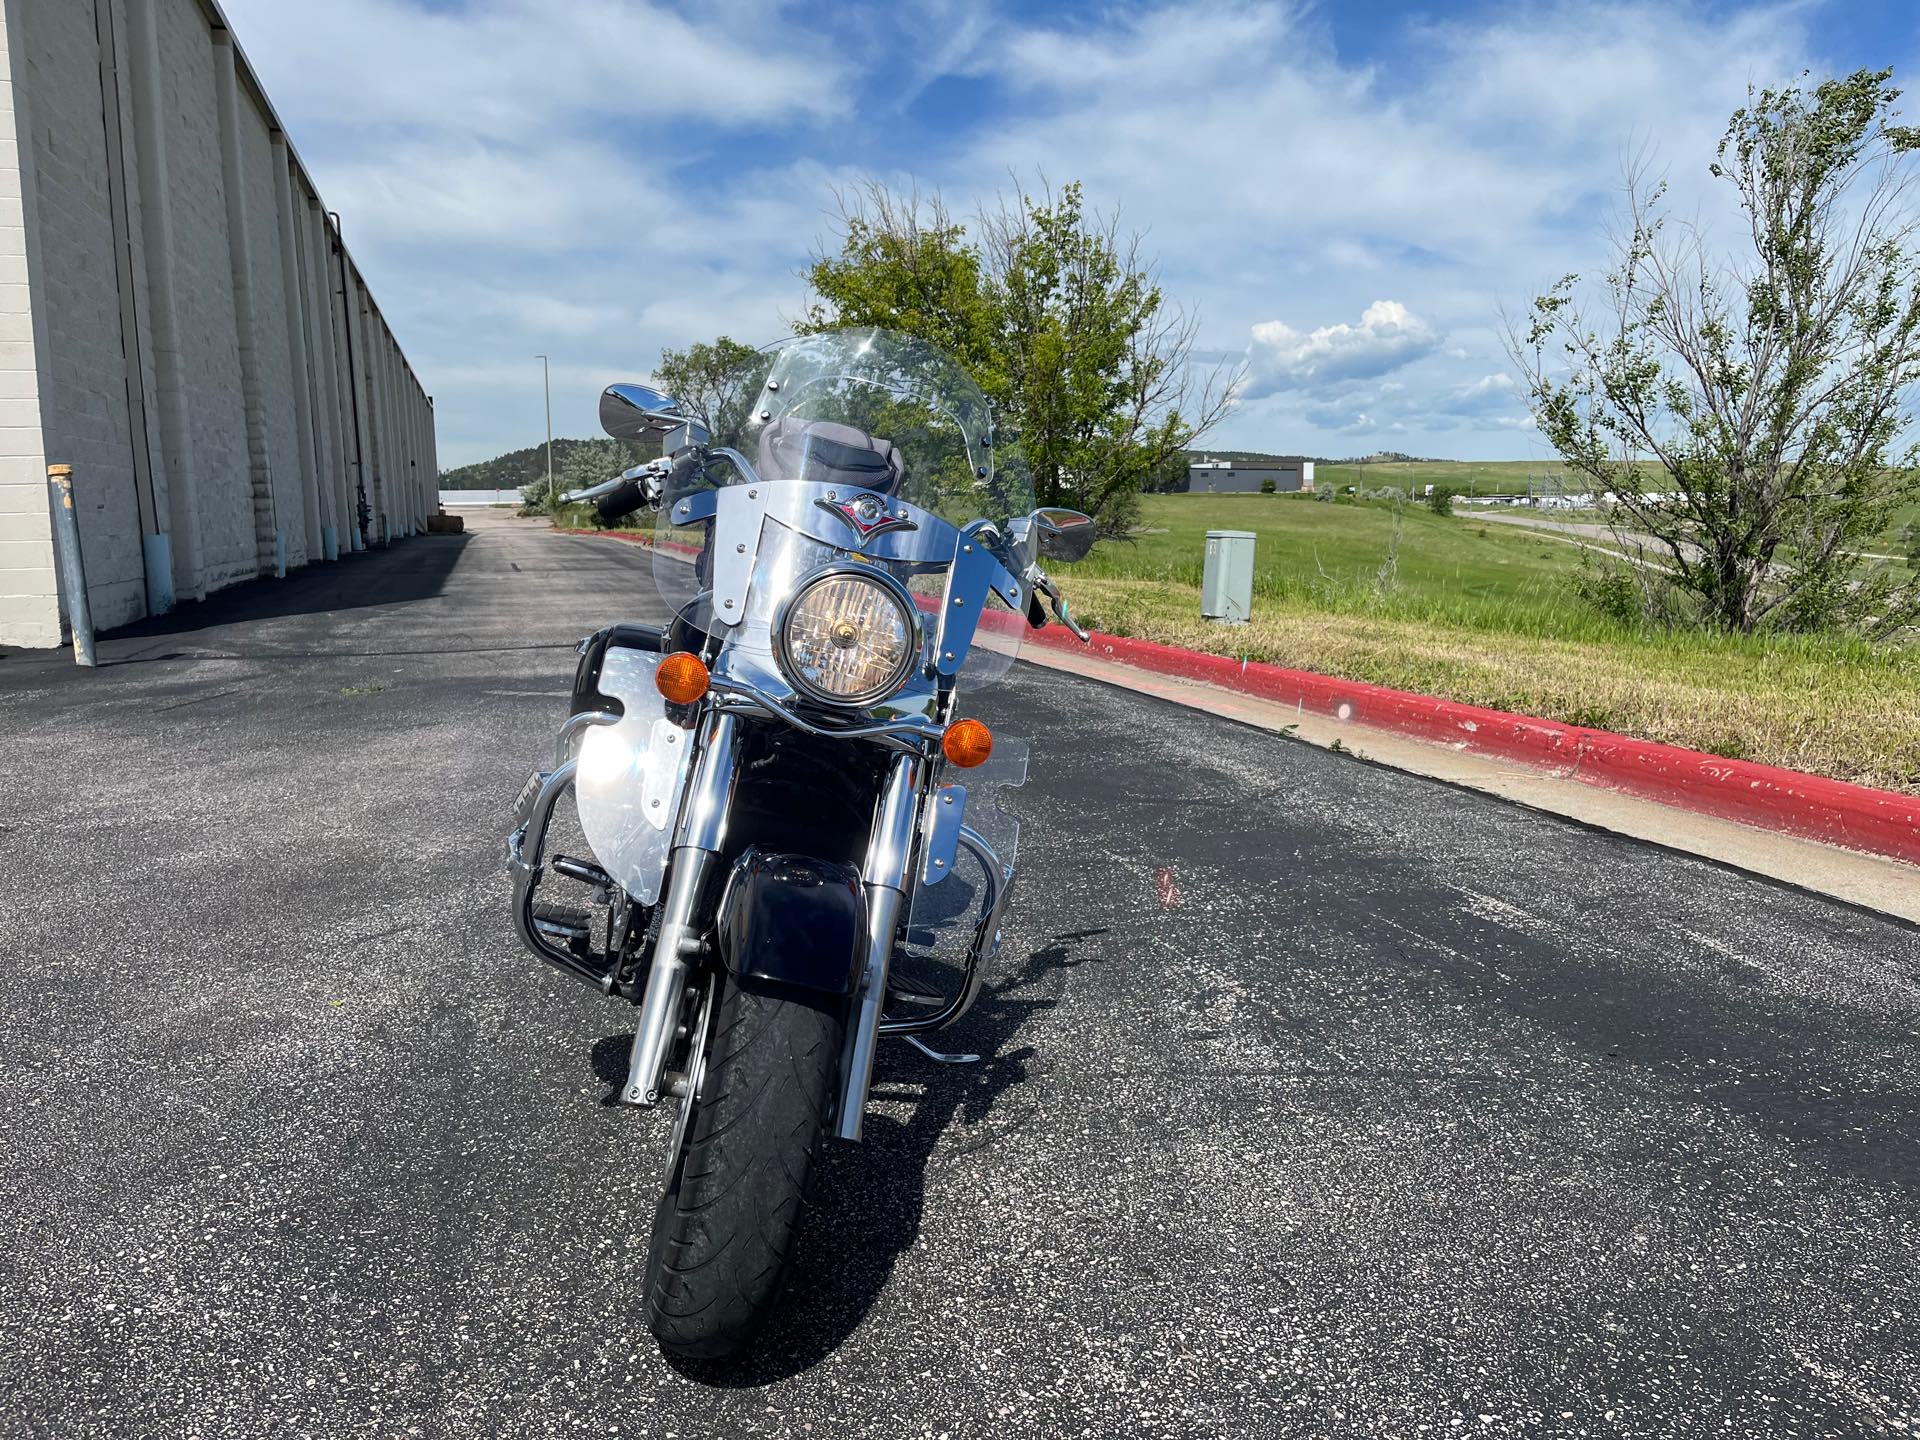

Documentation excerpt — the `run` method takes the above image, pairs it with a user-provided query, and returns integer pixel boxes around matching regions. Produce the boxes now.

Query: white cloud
[1445,373,1524,415]
[1245,301,1440,397]
[232,0,850,142]
[218,0,1864,464]
[951,0,1829,456]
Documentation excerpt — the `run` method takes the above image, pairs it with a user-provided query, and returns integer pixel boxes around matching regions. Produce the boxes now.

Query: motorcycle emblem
[816,492,918,541]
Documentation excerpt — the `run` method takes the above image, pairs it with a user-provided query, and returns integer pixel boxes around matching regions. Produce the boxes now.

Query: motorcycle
[505,328,1095,1359]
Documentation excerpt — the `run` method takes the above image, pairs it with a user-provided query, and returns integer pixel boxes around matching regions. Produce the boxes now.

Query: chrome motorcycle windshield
[652,328,1035,691]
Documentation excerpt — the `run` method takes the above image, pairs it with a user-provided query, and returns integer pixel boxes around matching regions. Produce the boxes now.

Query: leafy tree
[801,186,1001,386]
[804,178,1238,533]
[1145,450,1192,494]
[653,335,765,437]
[1425,485,1457,517]
[1514,68,1920,636]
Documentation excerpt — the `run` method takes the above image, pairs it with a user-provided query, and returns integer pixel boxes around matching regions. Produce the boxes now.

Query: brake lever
[1029,567,1091,644]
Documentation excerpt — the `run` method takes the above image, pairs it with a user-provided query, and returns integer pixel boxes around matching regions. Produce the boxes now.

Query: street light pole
[536,353,554,512]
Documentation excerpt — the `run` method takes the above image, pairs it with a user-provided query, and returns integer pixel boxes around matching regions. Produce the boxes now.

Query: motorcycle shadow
[669,933,1097,1386]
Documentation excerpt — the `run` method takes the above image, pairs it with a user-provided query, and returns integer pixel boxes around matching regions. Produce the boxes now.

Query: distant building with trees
[1180,456,1315,493]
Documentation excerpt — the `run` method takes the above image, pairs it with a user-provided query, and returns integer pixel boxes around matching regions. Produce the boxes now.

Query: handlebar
[594,478,648,523]
[562,458,670,522]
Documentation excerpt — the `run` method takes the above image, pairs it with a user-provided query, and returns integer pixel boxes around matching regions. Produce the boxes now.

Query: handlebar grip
[595,478,646,524]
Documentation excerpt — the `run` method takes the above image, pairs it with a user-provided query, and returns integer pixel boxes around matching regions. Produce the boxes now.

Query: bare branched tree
[1511,68,1920,636]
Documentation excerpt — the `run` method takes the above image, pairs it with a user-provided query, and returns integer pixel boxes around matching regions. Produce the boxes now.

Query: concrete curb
[1026,625,1920,868]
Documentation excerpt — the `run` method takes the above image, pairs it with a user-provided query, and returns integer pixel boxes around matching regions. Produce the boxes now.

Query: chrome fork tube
[836,751,923,1141]
[620,711,738,1106]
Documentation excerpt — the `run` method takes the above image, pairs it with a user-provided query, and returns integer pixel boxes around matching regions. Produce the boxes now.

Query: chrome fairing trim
[934,524,1022,677]
[921,784,967,885]
[666,478,1023,632]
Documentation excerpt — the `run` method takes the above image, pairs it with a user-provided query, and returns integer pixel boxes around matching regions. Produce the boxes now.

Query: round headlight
[777,569,918,706]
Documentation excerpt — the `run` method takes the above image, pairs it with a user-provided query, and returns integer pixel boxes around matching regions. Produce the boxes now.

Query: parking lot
[2,511,1916,1438]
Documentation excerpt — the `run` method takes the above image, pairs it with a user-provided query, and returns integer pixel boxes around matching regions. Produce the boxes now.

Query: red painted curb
[556,526,700,558]
[1025,624,1920,868]
[555,525,1918,866]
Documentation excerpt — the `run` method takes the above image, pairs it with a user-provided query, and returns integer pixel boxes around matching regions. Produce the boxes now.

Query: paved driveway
[2,512,1915,1438]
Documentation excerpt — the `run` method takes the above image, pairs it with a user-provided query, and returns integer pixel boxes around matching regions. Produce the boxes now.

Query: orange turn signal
[655,651,710,704]
[942,718,993,769]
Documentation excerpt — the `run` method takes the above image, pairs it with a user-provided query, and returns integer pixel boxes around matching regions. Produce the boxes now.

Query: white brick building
[0,0,437,648]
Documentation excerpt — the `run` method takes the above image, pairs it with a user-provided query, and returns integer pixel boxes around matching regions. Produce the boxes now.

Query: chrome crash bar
[507,710,619,990]
[506,758,618,992]
[877,825,1015,1040]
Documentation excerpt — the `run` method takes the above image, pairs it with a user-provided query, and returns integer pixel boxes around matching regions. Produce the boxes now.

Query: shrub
[1425,485,1457,517]
[1574,560,1644,625]
[1261,477,1277,494]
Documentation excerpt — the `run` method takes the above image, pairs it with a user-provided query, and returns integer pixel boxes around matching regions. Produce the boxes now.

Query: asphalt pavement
[2,510,1916,1439]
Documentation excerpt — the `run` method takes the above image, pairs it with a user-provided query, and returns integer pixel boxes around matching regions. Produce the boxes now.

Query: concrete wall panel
[16,0,145,628]
[236,75,303,566]
[157,0,251,591]
[0,0,438,647]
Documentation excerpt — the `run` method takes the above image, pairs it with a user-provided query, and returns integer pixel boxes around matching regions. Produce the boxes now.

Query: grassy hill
[441,436,658,493]
[1064,492,1920,791]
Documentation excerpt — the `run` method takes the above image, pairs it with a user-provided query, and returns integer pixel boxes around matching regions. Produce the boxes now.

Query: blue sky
[221,0,1920,468]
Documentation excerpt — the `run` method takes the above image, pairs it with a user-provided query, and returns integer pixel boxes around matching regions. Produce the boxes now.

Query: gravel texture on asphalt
[2,511,1916,1439]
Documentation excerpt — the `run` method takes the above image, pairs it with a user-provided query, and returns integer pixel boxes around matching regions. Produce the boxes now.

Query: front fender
[716,848,867,997]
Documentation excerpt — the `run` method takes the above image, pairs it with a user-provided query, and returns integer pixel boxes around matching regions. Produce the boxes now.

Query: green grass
[1062,493,1920,791]
[1089,493,1623,638]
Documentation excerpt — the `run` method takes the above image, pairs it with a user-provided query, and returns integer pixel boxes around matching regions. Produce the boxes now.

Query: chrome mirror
[600,383,690,440]
[1033,508,1097,563]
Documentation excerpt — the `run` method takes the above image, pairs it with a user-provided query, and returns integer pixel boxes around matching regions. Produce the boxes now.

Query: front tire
[643,981,843,1360]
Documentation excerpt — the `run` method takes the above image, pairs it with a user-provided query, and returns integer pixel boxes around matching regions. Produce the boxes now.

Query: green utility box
[1202,529,1255,624]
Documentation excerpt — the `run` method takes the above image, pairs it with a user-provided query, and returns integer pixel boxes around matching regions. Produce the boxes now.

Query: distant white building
[0,0,438,648]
